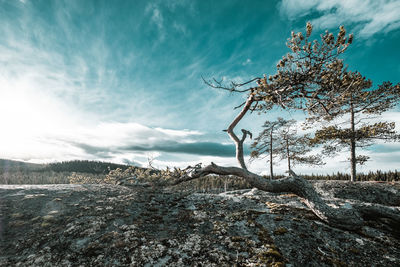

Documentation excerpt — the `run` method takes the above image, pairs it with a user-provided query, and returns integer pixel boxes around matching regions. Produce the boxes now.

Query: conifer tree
[251,118,323,178]
[267,23,400,181]
[185,23,400,230]
[308,70,400,182]
[250,118,286,179]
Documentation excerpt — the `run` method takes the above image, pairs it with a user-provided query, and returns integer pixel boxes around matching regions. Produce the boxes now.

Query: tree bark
[269,128,274,179]
[225,94,255,170]
[350,104,357,182]
[286,137,291,172]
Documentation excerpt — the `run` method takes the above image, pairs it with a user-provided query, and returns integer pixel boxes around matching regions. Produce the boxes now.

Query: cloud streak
[279,0,400,37]
[73,141,237,158]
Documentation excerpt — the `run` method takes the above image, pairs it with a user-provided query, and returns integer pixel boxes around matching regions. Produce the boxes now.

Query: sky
[1,0,400,175]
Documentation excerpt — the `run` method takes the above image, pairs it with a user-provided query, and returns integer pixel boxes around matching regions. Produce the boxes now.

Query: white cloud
[145,3,166,40]
[242,58,252,66]
[172,21,188,35]
[0,106,211,164]
[151,8,164,30]
[279,0,320,18]
[154,128,202,138]
[279,0,400,37]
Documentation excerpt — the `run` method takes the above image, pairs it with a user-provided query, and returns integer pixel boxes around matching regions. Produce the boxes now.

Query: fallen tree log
[166,163,399,232]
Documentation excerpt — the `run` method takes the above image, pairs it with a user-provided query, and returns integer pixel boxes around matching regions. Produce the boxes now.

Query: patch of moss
[47,210,59,215]
[147,206,158,212]
[273,227,288,235]
[9,220,27,227]
[349,247,360,254]
[246,218,256,227]
[10,212,23,219]
[256,247,285,266]
[231,236,245,242]
[257,228,274,244]
[41,222,51,227]
[265,248,283,258]
[113,239,126,248]
[42,215,55,221]
[31,216,41,222]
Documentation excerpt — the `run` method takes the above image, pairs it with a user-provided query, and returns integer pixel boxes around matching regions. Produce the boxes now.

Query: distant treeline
[44,160,132,174]
[301,170,399,182]
[0,158,398,185]
[174,175,252,193]
[0,159,43,173]
[0,159,133,175]
[169,170,399,193]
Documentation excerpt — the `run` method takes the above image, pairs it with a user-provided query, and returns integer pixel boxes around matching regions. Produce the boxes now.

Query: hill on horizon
[0,159,135,174]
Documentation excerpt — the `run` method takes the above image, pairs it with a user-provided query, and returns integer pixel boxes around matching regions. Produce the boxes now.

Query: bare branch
[201,76,260,93]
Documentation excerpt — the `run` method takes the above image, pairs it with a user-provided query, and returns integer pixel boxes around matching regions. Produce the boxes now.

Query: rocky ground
[0,181,399,266]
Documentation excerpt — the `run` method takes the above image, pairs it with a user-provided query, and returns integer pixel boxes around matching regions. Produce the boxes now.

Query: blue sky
[1,0,400,174]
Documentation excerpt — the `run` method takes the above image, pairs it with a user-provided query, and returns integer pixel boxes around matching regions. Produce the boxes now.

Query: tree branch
[222,94,256,169]
[202,76,260,93]
[167,163,366,231]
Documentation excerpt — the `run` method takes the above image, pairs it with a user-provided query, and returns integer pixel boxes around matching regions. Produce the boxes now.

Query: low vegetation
[1,159,398,191]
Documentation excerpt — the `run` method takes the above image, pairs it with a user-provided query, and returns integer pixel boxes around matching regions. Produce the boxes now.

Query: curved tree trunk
[286,138,291,172]
[224,94,255,170]
[269,137,274,180]
[350,104,357,182]
[269,125,274,180]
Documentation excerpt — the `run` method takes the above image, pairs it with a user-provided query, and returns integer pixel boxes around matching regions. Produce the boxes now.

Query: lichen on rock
[0,182,399,266]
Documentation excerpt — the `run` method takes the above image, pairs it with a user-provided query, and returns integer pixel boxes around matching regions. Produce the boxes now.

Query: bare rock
[0,182,399,266]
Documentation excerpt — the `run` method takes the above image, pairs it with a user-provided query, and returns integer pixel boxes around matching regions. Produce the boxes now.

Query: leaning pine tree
[165,23,400,231]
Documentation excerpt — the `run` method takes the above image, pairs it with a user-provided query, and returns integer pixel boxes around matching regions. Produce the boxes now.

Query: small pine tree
[251,118,324,178]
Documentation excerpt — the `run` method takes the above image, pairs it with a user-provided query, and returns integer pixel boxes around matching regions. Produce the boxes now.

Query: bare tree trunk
[224,94,255,170]
[350,104,357,182]
[286,137,291,172]
[236,139,246,170]
[269,130,274,180]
